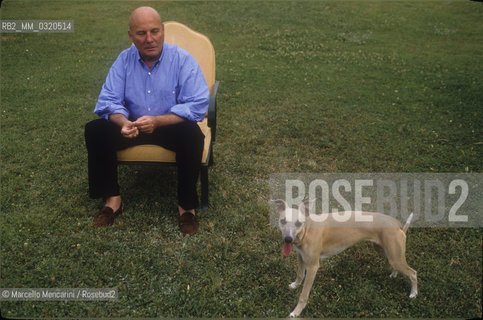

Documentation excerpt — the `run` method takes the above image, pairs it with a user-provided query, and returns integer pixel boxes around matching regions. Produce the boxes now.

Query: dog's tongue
[282,242,293,257]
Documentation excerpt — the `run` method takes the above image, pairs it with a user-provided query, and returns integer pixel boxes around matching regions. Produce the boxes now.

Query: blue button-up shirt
[94,43,209,123]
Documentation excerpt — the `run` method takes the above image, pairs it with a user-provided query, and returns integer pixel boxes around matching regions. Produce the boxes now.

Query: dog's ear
[301,199,315,216]
[270,199,286,212]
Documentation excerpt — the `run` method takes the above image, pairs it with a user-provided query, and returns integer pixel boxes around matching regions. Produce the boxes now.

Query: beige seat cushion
[116,118,212,164]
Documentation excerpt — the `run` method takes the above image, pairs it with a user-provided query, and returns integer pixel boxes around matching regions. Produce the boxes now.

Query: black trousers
[84,118,204,210]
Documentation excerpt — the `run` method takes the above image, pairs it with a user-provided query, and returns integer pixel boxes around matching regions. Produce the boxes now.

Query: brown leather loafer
[179,212,199,236]
[93,204,123,228]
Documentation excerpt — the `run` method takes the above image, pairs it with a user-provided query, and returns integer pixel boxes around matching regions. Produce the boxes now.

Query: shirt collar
[136,43,164,69]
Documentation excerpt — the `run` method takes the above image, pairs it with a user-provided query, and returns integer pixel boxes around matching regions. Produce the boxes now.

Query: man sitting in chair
[84,6,208,235]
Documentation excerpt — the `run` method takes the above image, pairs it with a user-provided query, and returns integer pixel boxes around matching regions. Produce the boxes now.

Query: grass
[1,0,482,318]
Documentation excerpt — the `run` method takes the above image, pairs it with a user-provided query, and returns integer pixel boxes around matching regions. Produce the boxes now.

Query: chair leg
[208,146,214,166]
[200,166,209,212]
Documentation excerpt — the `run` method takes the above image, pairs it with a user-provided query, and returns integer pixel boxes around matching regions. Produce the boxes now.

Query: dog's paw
[289,311,297,318]
[390,270,398,278]
[289,282,300,290]
[409,289,418,298]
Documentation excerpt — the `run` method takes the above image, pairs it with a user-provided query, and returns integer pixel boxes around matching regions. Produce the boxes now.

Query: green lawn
[1,0,482,318]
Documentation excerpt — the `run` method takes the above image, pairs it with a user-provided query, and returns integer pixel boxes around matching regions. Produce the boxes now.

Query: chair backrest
[164,21,215,94]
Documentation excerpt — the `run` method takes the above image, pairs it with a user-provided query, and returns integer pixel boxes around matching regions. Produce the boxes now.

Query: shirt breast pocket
[159,85,179,107]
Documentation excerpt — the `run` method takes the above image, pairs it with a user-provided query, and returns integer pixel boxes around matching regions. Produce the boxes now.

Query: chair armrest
[208,80,219,142]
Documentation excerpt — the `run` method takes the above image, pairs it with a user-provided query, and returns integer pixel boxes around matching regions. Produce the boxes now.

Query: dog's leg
[405,267,418,298]
[290,253,305,290]
[391,260,417,298]
[373,242,397,278]
[290,261,319,318]
[384,232,418,298]
[373,243,397,277]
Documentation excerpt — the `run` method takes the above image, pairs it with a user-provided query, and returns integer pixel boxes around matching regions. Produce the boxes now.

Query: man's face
[128,12,164,63]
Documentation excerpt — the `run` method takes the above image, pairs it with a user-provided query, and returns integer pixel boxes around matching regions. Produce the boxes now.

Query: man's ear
[270,199,286,212]
[128,29,134,43]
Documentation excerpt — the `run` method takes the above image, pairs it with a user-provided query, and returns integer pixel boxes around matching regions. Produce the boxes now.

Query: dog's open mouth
[282,242,293,257]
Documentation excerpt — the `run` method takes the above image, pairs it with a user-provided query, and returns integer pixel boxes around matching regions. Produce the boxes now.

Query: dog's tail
[402,213,414,234]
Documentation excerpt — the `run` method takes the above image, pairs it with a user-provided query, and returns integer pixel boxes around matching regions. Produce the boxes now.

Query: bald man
[85,7,209,235]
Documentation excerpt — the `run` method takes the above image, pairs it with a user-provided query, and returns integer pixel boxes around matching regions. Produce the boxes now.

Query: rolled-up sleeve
[94,53,129,120]
[169,55,209,122]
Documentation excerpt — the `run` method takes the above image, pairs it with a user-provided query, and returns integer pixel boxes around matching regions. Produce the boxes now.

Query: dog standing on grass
[273,199,418,318]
